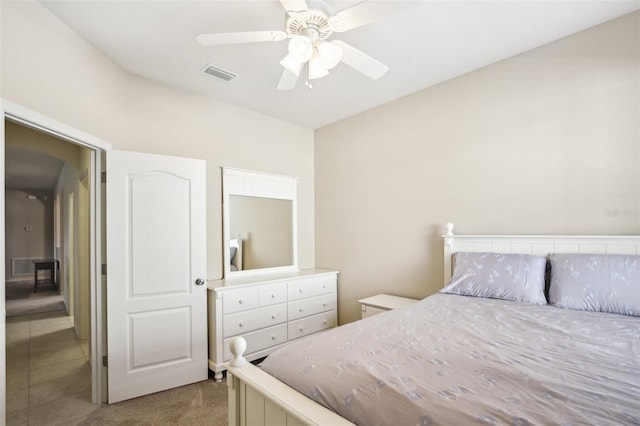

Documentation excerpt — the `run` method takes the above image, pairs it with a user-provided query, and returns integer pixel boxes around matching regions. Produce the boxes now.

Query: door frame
[1,99,113,411]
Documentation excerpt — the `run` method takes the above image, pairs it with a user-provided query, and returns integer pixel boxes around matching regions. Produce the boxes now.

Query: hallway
[6,309,98,425]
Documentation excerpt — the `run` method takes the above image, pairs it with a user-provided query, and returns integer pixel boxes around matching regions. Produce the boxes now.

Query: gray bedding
[260,293,640,425]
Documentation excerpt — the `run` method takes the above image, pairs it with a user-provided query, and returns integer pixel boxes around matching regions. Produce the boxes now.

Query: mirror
[222,168,298,278]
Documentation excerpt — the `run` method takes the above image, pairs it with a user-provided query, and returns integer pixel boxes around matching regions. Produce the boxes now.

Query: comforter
[260,294,640,425]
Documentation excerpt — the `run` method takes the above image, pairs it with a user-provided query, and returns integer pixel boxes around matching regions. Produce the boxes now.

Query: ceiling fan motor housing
[285,9,333,41]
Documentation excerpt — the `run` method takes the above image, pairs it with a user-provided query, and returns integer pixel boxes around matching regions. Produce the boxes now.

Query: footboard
[227,337,354,426]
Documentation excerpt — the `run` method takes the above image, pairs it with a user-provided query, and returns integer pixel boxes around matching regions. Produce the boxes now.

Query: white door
[106,150,207,403]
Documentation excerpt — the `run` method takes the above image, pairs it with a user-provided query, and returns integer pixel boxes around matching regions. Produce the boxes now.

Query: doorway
[4,120,97,423]
[2,101,110,424]
[5,122,90,322]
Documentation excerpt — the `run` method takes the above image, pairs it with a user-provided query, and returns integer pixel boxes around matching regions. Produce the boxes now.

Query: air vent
[201,64,237,82]
[12,257,42,276]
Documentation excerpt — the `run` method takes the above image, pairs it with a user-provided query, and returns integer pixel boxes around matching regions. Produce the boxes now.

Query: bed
[226,224,640,425]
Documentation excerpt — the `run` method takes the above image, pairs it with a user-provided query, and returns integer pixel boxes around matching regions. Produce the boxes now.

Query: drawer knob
[271,293,275,298]
[322,284,326,288]
[299,326,304,332]
[239,321,243,327]
[298,288,303,293]
[299,308,303,312]
[238,299,243,304]
[271,335,276,340]
[322,303,326,307]
[271,314,276,319]
[323,320,327,325]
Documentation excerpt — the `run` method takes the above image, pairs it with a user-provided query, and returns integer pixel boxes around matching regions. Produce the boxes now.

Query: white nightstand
[358,294,419,319]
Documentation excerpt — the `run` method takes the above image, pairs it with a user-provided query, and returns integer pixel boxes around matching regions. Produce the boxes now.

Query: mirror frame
[222,167,298,279]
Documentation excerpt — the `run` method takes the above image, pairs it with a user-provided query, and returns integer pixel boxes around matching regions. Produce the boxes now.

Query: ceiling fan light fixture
[288,35,313,62]
[280,54,303,77]
[308,57,329,80]
[317,41,342,70]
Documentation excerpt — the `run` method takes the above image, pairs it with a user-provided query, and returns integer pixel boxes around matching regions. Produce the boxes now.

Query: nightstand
[358,294,419,319]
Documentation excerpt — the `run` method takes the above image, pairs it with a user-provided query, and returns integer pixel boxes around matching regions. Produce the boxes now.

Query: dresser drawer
[223,287,259,314]
[288,275,336,301]
[258,282,287,307]
[223,303,287,337]
[223,324,288,361]
[288,311,335,340]
[288,293,335,321]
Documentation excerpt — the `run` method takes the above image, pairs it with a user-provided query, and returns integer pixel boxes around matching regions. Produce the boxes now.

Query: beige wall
[315,12,640,324]
[55,165,78,314]
[1,1,125,144]
[77,149,92,340]
[1,1,315,280]
[55,159,91,340]
[4,189,54,280]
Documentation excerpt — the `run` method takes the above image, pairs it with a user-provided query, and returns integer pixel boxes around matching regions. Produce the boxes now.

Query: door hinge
[101,171,106,183]
[102,355,108,367]
[102,264,107,275]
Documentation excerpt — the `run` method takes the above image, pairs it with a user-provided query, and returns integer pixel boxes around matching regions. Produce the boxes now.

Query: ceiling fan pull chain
[304,62,313,89]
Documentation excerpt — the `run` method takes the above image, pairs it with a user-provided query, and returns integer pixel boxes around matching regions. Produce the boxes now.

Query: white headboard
[442,223,640,286]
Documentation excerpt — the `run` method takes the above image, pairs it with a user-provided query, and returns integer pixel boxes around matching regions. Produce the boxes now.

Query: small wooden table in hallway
[33,259,59,293]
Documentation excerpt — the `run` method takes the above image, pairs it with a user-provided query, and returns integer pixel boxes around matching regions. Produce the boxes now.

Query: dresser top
[207,268,338,291]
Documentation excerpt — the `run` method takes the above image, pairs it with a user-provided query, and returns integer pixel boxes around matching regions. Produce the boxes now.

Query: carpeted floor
[5,279,65,317]
[6,280,229,425]
[78,373,228,425]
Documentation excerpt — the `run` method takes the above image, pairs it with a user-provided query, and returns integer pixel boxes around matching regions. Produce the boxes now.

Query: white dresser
[207,268,338,381]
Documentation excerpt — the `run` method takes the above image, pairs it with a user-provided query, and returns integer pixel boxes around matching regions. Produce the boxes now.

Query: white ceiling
[41,0,640,129]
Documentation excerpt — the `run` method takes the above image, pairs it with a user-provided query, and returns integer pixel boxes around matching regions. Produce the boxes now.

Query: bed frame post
[227,371,240,426]
[228,337,247,426]
[442,222,454,286]
[229,337,248,368]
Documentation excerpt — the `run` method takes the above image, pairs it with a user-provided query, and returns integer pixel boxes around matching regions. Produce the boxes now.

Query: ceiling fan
[197,0,423,90]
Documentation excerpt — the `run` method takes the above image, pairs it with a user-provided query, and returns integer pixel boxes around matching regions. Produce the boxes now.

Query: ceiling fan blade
[279,0,309,15]
[277,69,300,91]
[330,0,424,33]
[197,31,287,46]
[332,40,388,80]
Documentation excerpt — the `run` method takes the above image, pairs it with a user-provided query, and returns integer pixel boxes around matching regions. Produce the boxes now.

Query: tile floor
[6,310,100,425]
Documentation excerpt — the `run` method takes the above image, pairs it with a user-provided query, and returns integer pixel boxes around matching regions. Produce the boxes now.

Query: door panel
[130,307,191,368]
[130,172,191,296]
[107,150,207,403]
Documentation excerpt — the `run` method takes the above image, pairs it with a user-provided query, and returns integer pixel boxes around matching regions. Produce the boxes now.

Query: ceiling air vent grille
[201,64,237,82]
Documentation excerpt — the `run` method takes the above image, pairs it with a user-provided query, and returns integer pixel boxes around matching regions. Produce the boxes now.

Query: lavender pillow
[441,252,547,305]
[549,253,640,316]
